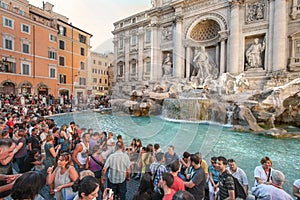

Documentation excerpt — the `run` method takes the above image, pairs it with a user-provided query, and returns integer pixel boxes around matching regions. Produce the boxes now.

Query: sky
[29,0,151,53]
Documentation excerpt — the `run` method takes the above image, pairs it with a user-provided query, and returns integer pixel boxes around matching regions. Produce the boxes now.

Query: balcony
[0,59,16,74]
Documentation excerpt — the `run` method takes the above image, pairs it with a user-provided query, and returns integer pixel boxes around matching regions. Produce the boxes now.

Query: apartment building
[0,0,92,102]
[89,51,114,97]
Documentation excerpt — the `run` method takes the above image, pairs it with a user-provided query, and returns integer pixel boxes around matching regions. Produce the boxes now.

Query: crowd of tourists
[0,95,300,200]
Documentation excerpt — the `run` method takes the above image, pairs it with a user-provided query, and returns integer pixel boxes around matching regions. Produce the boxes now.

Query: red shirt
[6,120,14,133]
[163,189,176,200]
[171,176,185,192]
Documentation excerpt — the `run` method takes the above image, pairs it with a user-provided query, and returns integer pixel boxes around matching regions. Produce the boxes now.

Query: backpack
[230,174,247,199]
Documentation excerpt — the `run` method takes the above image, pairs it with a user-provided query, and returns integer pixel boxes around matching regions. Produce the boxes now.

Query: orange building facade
[0,0,92,102]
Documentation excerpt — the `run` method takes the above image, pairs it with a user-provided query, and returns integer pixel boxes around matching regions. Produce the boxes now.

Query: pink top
[89,155,102,172]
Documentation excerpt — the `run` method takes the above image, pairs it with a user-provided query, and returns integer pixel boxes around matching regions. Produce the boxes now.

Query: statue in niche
[162,53,172,77]
[191,46,218,85]
[245,37,265,70]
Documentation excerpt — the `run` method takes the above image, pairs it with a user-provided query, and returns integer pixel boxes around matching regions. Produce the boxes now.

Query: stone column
[150,21,160,80]
[124,35,130,82]
[185,46,191,79]
[272,0,287,71]
[112,38,118,83]
[173,16,184,78]
[215,44,220,69]
[138,28,144,81]
[267,0,275,73]
[219,30,228,74]
[229,0,241,74]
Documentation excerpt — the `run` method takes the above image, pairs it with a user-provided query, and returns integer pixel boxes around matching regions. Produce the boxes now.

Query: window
[58,25,66,36]
[119,39,124,49]
[59,40,65,50]
[296,40,300,58]
[131,35,137,46]
[98,61,102,65]
[11,62,16,73]
[48,51,57,60]
[49,66,56,78]
[93,60,96,64]
[105,79,107,84]
[145,30,151,43]
[119,64,123,76]
[3,17,14,29]
[80,61,85,70]
[59,74,66,84]
[93,78,97,83]
[80,47,85,56]
[99,78,102,83]
[98,69,101,74]
[22,63,30,75]
[105,62,107,66]
[132,18,136,23]
[22,43,30,54]
[131,63,136,74]
[79,77,86,85]
[59,56,65,66]
[49,34,57,42]
[79,34,86,44]
[4,38,13,50]
[146,61,151,73]
[0,2,8,9]
[21,24,30,33]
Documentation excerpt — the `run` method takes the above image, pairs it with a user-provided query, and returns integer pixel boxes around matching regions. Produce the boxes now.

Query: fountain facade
[109,0,300,136]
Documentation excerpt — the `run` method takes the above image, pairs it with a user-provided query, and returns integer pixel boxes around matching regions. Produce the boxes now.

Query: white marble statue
[246,38,265,69]
[192,46,210,81]
[151,0,156,7]
[162,53,172,77]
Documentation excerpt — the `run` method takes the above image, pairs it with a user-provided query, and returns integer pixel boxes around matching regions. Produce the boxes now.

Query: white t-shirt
[294,179,300,188]
[67,126,73,141]
[254,165,272,186]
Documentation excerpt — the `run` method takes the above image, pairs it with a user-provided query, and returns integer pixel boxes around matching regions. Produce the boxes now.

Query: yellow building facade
[89,52,113,97]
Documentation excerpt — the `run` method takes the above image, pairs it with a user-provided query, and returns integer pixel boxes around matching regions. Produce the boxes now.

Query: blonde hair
[60,153,72,168]
[46,134,54,142]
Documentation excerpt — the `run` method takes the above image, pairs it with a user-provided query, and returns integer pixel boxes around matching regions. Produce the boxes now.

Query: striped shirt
[150,162,167,191]
[104,151,131,184]
[219,170,235,200]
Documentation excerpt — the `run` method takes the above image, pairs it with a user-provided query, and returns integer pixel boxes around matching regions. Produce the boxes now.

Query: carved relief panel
[245,0,266,24]
[162,26,173,42]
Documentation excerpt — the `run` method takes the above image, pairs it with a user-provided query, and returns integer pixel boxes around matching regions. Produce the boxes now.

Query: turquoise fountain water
[51,111,300,195]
